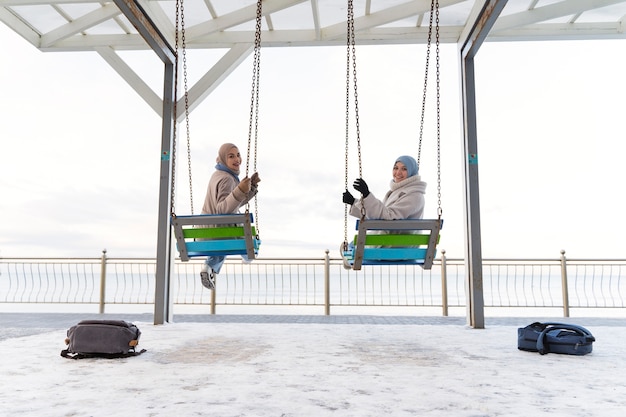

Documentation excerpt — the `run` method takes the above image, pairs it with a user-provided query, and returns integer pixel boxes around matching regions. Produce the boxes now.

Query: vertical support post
[441,249,448,317]
[560,250,570,317]
[324,249,330,315]
[99,249,107,314]
[459,54,484,328]
[153,61,176,324]
[457,0,508,329]
[113,0,177,325]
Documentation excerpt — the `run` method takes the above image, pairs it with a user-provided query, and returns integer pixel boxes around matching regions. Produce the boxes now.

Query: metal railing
[2,250,626,316]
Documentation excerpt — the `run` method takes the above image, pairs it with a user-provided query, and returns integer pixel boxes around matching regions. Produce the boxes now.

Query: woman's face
[225,146,242,173]
[392,161,409,182]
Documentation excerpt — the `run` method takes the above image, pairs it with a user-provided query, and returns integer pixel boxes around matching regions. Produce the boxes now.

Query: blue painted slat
[185,239,260,253]
[362,247,428,260]
[361,259,425,265]
[187,250,248,257]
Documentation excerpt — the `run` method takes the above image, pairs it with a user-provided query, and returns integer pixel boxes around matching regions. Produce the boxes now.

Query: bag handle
[536,323,595,355]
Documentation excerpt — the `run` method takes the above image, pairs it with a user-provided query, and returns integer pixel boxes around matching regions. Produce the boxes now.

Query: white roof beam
[322,0,465,41]
[489,22,626,41]
[492,0,626,32]
[0,6,40,43]
[0,0,103,4]
[177,43,253,121]
[40,2,121,48]
[203,0,218,19]
[95,45,163,116]
[186,0,306,40]
[310,0,321,40]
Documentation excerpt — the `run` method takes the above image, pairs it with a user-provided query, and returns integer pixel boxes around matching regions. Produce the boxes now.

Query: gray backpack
[61,320,146,359]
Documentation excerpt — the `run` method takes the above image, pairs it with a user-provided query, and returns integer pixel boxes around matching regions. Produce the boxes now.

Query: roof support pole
[113,0,176,324]
[152,61,176,325]
[458,0,507,329]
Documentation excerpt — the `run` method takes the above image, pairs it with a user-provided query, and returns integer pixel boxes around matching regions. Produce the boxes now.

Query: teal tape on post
[468,153,478,165]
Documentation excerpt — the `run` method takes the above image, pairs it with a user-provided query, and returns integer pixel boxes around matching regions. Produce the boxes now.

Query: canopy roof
[4,0,625,119]
[3,0,626,53]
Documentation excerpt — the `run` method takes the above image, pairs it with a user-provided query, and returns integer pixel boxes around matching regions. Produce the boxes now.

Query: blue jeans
[205,254,250,274]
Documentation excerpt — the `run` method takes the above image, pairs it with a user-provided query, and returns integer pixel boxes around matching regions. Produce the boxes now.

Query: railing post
[99,249,107,314]
[211,285,216,315]
[560,249,570,317]
[324,249,330,315]
[441,249,448,316]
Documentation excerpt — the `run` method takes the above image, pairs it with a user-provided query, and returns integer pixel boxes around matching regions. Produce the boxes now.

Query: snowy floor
[1,314,625,416]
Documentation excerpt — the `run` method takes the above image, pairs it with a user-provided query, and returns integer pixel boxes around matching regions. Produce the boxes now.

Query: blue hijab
[395,155,418,177]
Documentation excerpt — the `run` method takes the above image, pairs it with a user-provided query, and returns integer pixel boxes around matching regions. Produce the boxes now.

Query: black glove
[343,190,355,205]
[353,178,370,198]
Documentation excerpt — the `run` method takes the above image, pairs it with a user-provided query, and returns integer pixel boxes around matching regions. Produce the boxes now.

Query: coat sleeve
[205,175,247,214]
[356,191,424,220]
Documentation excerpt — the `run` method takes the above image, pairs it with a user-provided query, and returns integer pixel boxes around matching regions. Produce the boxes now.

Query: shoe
[340,243,353,271]
[200,269,216,290]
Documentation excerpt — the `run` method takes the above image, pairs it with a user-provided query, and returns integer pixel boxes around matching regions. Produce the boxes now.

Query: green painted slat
[352,233,431,246]
[182,226,257,239]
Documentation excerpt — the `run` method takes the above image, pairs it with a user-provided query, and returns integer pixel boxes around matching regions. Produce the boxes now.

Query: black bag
[517,322,595,355]
[61,320,146,359]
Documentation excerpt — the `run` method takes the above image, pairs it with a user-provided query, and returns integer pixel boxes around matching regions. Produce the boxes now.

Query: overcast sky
[1,22,625,260]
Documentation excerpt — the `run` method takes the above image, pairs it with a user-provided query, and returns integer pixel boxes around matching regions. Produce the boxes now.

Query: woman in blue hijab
[343,155,426,220]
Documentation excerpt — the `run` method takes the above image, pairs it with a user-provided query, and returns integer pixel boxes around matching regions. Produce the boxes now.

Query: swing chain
[346,0,365,219]
[171,0,182,216]
[180,0,194,215]
[417,0,436,168]
[344,0,365,243]
[171,0,193,215]
[247,0,263,237]
[417,0,442,219]
[435,0,442,219]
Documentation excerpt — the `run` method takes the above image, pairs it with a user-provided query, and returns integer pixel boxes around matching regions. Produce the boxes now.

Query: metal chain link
[343,0,352,245]
[247,0,263,237]
[180,0,194,215]
[171,0,193,215]
[170,0,181,216]
[417,0,435,168]
[343,0,364,245]
[435,0,442,219]
[417,0,442,218]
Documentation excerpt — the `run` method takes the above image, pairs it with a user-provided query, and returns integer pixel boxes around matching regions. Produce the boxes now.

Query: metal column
[458,0,508,329]
[113,0,176,324]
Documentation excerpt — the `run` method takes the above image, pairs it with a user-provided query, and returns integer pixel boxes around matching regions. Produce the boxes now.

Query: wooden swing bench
[171,213,260,262]
[342,218,442,270]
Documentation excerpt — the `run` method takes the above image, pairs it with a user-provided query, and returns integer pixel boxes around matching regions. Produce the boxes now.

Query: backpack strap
[536,323,595,355]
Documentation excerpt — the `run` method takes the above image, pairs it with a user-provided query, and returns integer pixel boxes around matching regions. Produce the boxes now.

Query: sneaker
[340,243,353,270]
[200,269,216,290]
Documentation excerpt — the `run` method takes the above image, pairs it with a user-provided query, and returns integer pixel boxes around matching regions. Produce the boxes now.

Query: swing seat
[342,218,442,270]
[171,213,260,262]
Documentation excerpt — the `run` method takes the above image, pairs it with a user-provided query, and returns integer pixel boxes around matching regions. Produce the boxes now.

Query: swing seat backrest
[345,218,442,270]
[171,213,260,262]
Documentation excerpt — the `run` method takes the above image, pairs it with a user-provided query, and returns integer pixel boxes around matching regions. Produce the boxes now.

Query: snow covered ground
[1,313,625,416]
